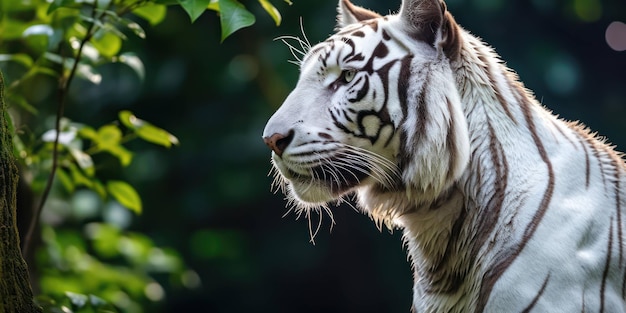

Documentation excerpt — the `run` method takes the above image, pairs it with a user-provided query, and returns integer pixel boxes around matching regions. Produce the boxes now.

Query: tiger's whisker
[298,16,312,51]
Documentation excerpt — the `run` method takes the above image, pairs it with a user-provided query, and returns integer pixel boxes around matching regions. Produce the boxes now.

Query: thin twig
[21,1,102,256]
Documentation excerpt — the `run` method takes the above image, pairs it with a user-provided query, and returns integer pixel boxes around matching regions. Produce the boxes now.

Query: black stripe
[477,94,555,312]
[576,131,592,189]
[478,52,516,123]
[588,137,609,190]
[600,218,614,313]
[425,202,468,294]
[475,121,509,312]
[521,274,551,313]
[520,123,554,244]
[348,75,369,103]
[445,98,458,182]
[397,56,413,172]
[622,258,626,299]
[609,154,624,266]
[415,77,429,146]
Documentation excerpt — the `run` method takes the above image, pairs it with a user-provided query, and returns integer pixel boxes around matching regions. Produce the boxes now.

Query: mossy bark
[0,72,41,312]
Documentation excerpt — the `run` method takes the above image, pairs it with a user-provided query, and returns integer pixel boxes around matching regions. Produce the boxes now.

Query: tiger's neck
[392,30,557,309]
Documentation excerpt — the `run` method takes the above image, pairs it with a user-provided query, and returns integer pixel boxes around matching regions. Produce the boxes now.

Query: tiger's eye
[342,69,357,83]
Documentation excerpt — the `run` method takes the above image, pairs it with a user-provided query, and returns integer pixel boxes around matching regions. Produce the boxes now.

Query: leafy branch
[6,0,291,255]
[1,0,290,310]
[22,0,104,257]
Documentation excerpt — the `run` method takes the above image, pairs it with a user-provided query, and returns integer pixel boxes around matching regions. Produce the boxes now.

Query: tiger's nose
[263,130,294,157]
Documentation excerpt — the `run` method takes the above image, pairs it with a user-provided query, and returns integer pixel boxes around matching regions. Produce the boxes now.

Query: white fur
[263,0,626,312]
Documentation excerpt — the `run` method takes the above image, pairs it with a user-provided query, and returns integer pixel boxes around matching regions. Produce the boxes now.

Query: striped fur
[262,0,626,312]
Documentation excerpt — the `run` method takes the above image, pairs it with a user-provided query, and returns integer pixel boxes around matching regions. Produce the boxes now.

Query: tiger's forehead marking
[301,19,393,69]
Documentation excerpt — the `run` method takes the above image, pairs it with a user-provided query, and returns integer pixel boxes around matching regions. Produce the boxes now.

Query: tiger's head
[263,0,470,222]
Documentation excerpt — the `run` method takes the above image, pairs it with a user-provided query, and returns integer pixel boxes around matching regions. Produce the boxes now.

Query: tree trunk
[0,72,41,312]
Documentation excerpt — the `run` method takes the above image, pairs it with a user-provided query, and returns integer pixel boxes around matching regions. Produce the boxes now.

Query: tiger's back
[262,0,626,312]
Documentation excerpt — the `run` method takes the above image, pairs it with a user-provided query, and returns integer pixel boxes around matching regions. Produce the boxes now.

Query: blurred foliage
[0,0,625,312]
[37,292,119,313]
[35,222,199,312]
[1,0,289,311]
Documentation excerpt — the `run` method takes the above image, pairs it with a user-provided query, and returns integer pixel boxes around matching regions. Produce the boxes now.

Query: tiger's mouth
[269,144,401,204]
[288,163,370,193]
[273,155,372,203]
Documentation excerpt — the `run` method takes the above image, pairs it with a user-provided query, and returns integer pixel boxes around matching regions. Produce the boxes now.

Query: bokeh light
[573,0,602,22]
[545,54,581,96]
[606,21,626,52]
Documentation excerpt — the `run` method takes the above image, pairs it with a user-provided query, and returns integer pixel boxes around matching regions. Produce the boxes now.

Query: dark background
[63,0,626,311]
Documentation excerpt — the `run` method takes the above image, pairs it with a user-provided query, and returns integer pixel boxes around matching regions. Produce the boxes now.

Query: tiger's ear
[336,0,381,29]
[399,0,462,59]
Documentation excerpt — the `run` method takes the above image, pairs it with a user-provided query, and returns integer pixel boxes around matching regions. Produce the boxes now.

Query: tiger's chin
[272,158,368,207]
[287,181,339,204]
[282,170,363,204]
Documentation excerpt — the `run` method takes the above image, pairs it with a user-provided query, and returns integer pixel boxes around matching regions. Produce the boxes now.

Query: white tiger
[262,0,626,312]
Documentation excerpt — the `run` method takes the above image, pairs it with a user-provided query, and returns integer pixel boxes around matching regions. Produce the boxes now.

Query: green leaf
[120,19,146,39]
[116,53,145,81]
[6,93,38,114]
[91,179,107,198]
[22,24,53,54]
[47,0,79,14]
[3,0,38,12]
[258,0,281,26]
[68,163,94,188]
[90,30,122,58]
[119,110,179,148]
[118,233,153,263]
[76,63,102,84]
[132,3,167,26]
[88,295,109,307]
[56,167,75,193]
[65,291,88,309]
[218,0,255,42]
[22,24,54,37]
[148,247,183,272]
[118,111,134,128]
[137,125,178,147]
[78,126,98,142]
[177,0,214,22]
[100,10,146,39]
[87,222,121,257]
[207,0,218,11]
[32,65,60,78]
[0,54,34,67]
[106,181,142,214]
[105,144,133,166]
[49,8,81,33]
[92,125,133,165]
[97,125,122,148]
[44,52,102,84]
[0,19,29,40]
[69,147,95,176]
[78,15,123,37]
